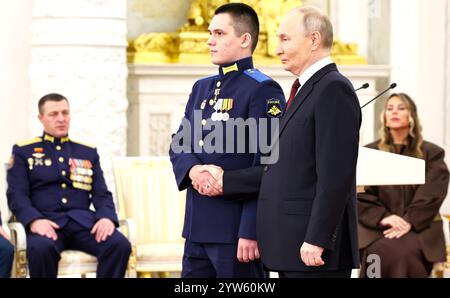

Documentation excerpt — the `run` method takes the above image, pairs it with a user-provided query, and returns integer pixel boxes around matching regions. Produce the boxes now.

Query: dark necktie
[286,78,300,111]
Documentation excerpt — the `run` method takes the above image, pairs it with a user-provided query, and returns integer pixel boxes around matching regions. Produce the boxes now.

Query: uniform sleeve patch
[267,99,283,117]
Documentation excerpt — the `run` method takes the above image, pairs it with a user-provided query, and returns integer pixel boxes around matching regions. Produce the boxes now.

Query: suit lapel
[279,63,338,136]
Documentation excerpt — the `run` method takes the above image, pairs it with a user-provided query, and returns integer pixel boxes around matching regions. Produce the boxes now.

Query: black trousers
[26,219,131,278]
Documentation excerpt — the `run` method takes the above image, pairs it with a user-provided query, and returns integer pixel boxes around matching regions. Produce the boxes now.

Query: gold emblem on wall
[127,0,367,65]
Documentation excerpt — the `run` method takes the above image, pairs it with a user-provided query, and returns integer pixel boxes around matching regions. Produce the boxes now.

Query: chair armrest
[119,218,137,246]
[119,218,137,278]
[8,222,27,251]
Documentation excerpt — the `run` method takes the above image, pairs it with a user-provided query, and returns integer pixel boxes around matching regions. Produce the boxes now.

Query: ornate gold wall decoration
[127,0,367,65]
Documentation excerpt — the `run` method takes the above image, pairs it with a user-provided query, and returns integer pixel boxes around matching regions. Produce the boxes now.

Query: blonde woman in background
[358,93,449,277]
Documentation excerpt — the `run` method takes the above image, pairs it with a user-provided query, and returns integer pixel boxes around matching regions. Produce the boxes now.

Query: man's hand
[196,165,224,196]
[91,218,115,243]
[30,219,60,240]
[0,226,11,241]
[237,238,260,263]
[380,215,411,239]
[189,165,223,196]
[300,242,325,266]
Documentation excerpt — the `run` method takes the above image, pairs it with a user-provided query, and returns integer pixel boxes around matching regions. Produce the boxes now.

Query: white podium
[356,146,425,186]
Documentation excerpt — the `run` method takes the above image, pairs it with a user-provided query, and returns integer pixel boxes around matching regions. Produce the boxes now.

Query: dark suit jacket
[224,63,361,271]
[358,140,449,263]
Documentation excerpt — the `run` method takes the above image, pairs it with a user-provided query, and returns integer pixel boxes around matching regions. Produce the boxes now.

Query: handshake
[188,164,224,196]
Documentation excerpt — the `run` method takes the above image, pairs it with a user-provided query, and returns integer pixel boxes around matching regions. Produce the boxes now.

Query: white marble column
[443,0,450,214]
[0,0,33,222]
[29,0,128,191]
[330,0,369,58]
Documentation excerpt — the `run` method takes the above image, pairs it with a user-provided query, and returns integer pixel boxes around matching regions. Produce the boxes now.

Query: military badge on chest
[211,98,234,121]
[69,158,93,191]
[28,147,51,170]
[205,80,234,122]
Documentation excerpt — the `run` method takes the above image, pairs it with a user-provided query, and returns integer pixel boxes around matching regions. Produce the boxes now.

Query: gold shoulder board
[16,137,42,147]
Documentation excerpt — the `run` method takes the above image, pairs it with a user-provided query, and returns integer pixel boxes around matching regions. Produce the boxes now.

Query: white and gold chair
[8,219,134,278]
[112,157,185,277]
[430,214,450,278]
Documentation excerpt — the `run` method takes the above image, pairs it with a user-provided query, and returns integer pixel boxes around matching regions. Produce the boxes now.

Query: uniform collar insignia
[44,134,54,143]
[44,133,69,143]
[221,63,238,75]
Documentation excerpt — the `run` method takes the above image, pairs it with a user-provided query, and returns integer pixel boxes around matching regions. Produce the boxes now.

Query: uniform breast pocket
[282,200,313,215]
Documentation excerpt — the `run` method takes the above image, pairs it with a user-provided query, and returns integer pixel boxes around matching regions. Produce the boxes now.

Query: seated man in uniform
[6,93,131,278]
[0,209,14,278]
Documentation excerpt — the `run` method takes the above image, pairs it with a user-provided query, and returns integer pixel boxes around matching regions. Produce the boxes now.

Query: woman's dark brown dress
[358,140,449,277]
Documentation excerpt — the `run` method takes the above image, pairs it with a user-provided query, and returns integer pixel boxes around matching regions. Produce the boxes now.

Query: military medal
[69,158,94,191]
[200,100,206,110]
[28,158,34,170]
[221,98,233,122]
[32,152,45,166]
[212,98,224,122]
[44,158,52,166]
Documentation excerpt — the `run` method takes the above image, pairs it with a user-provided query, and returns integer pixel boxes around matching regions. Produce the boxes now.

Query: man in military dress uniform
[7,93,131,278]
[169,3,285,278]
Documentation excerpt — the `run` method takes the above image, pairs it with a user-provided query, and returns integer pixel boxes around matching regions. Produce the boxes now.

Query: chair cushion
[59,250,97,264]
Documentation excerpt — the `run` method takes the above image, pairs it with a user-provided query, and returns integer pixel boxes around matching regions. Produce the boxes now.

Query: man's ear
[311,31,322,51]
[240,32,252,49]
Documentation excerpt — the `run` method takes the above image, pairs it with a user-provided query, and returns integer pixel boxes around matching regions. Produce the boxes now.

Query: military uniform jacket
[169,57,285,243]
[7,133,119,229]
[358,140,449,262]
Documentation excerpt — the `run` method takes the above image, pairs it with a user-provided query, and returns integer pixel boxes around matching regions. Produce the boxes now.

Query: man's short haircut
[297,6,334,49]
[215,3,260,52]
[38,93,68,114]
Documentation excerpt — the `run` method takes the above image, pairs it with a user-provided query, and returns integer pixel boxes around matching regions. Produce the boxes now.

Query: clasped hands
[379,214,411,239]
[189,164,224,196]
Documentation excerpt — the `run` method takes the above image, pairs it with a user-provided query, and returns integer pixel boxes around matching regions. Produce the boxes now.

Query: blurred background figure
[358,93,449,278]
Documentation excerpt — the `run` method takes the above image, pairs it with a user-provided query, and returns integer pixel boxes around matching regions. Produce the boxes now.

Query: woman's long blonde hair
[378,93,424,158]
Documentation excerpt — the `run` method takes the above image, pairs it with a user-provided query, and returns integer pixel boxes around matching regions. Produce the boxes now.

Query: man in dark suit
[7,93,131,278]
[169,3,285,278]
[0,210,14,278]
[199,6,361,278]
